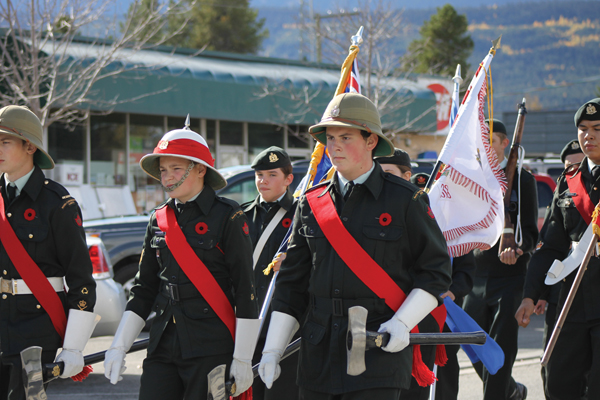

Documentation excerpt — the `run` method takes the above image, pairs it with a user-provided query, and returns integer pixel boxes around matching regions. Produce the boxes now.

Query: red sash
[306,188,447,386]
[566,167,594,225]
[0,191,67,338]
[0,188,95,380]
[155,205,236,338]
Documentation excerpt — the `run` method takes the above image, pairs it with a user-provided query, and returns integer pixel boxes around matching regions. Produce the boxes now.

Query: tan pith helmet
[0,106,54,169]
[309,93,394,157]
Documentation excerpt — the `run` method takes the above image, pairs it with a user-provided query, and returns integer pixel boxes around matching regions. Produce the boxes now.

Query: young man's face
[325,126,378,181]
[0,134,36,180]
[380,163,411,181]
[488,132,509,162]
[255,168,293,203]
[159,156,206,202]
[578,120,600,164]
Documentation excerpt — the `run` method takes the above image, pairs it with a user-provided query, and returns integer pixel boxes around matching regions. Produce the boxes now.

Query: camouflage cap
[0,106,54,169]
[574,98,600,127]
[309,93,394,157]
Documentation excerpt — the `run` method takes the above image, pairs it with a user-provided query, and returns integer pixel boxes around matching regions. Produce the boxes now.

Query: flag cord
[515,145,525,247]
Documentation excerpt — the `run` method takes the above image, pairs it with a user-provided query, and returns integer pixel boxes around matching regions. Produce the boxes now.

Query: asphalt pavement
[46,313,547,399]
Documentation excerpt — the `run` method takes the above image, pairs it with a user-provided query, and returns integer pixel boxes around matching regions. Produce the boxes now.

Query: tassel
[231,386,252,400]
[411,345,436,387]
[71,365,93,382]
[435,344,448,367]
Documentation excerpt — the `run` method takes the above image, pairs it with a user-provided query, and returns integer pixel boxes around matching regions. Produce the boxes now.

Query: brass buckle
[0,278,15,295]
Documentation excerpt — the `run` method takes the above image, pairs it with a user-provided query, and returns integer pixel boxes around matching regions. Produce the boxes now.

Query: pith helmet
[309,93,394,157]
[140,128,227,190]
[0,106,54,169]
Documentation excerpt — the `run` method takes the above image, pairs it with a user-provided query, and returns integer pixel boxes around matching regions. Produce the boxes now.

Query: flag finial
[490,35,502,54]
[184,114,190,130]
[453,64,463,85]
[351,26,364,46]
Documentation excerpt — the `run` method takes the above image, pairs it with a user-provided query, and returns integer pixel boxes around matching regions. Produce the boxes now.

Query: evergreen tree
[125,0,268,54]
[405,4,474,76]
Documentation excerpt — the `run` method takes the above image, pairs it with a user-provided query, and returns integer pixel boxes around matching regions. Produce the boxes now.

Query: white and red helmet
[140,128,227,190]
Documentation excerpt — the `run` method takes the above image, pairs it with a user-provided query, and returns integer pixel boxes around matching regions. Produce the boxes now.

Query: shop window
[90,114,126,186]
[220,121,243,146]
[248,123,284,161]
[48,122,86,184]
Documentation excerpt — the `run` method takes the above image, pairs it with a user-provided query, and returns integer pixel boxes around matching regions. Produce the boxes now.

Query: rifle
[498,98,527,256]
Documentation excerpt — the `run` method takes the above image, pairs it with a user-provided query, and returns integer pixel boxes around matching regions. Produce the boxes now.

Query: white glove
[230,318,261,396]
[55,309,100,378]
[378,288,438,353]
[258,312,299,389]
[104,311,145,385]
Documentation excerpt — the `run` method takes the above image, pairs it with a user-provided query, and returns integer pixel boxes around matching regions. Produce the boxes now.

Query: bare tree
[257,0,438,142]
[0,0,193,140]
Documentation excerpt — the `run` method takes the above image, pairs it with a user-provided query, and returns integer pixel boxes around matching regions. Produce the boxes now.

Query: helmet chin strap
[163,161,195,192]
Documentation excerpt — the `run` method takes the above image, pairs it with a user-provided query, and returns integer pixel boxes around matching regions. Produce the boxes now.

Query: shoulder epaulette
[412,189,427,202]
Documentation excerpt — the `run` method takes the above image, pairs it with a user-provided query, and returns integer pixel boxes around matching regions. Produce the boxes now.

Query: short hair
[281,164,293,177]
[398,165,411,174]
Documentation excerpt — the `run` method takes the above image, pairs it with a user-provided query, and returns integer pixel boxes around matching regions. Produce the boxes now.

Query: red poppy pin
[427,206,435,219]
[282,218,292,228]
[75,214,82,226]
[195,222,208,235]
[24,208,36,221]
[379,213,392,226]
[242,222,249,235]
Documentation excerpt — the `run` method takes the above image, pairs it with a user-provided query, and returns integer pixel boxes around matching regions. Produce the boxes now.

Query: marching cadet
[560,139,584,169]
[0,106,98,400]
[377,148,413,181]
[242,146,299,400]
[463,119,538,400]
[258,93,452,399]
[104,124,259,399]
[515,98,600,400]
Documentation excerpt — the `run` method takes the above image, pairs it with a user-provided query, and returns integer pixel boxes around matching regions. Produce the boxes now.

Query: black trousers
[252,337,300,400]
[139,320,232,400]
[0,350,56,400]
[463,275,523,400]
[401,314,438,400]
[299,387,401,400]
[545,319,600,400]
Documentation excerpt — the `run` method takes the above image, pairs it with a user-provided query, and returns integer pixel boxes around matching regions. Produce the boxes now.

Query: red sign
[427,83,452,131]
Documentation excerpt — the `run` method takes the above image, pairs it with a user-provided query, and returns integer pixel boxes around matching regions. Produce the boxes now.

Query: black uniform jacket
[127,185,258,359]
[525,160,600,322]
[0,167,96,356]
[271,163,452,393]
[242,190,297,339]
[473,167,539,278]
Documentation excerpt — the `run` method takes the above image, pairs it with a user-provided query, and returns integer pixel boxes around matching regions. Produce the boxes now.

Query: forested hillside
[257,1,600,114]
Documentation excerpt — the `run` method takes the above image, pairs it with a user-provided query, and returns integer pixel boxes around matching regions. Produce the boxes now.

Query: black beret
[560,139,583,163]
[484,118,507,136]
[574,98,600,127]
[411,172,430,189]
[251,146,291,170]
[375,148,412,169]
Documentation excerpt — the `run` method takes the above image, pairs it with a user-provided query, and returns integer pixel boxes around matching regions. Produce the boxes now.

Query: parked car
[86,234,127,337]
[533,173,557,231]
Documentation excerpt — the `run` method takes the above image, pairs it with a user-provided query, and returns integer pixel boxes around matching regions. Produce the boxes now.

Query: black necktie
[176,202,184,215]
[343,181,355,202]
[593,166,600,181]
[6,184,16,202]
[263,202,277,213]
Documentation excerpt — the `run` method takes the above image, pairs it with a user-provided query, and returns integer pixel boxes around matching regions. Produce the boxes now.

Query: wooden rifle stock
[498,99,527,256]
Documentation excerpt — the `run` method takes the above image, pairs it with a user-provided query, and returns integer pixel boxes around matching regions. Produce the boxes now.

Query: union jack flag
[344,58,361,94]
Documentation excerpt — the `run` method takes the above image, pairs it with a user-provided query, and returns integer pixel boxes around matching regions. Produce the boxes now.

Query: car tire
[113,262,155,331]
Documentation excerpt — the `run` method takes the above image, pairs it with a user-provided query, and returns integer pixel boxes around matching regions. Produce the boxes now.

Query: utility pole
[314,9,360,63]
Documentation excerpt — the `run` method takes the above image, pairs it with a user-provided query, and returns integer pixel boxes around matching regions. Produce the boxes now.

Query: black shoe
[510,382,527,400]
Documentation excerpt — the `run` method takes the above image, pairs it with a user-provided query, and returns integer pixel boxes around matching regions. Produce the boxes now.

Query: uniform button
[342,216,348,222]
[379,232,385,237]
[334,289,340,295]
[2,294,6,299]
[2,270,6,275]
[203,308,209,314]
[595,187,598,191]
[198,239,204,244]
[29,234,33,239]
[36,305,41,309]
[171,276,176,281]
[6,213,11,218]
[333,324,339,329]
[309,229,314,234]
[44,180,49,185]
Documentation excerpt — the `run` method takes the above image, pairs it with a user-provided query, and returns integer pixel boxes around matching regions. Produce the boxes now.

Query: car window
[546,167,564,183]
[218,176,258,205]
[537,181,554,209]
